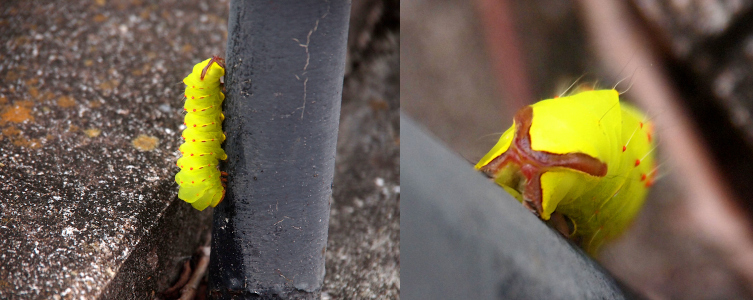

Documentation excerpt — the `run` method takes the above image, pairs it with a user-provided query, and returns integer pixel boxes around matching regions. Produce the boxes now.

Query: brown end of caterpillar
[478,106,608,218]
[547,211,576,238]
[200,55,226,81]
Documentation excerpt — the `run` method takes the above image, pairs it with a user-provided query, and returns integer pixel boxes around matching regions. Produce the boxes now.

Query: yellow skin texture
[475,89,656,255]
[174,58,227,211]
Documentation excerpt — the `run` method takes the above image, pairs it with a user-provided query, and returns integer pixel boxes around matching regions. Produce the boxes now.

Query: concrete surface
[0,0,227,298]
[323,0,400,298]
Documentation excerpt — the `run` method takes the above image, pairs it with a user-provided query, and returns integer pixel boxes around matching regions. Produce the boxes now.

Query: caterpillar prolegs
[475,89,656,255]
[175,56,228,211]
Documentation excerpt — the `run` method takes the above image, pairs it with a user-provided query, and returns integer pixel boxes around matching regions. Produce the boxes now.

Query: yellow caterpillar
[475,88,656,255]
[174,56,228,211]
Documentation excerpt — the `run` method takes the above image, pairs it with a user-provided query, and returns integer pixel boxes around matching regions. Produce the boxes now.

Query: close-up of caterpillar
[174,56,228,211]
[475,88,656,255]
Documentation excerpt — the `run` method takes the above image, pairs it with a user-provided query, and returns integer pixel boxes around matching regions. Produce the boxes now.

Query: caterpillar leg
[215,171,229,206]
[546,211,576,238]
[216,189,226,206]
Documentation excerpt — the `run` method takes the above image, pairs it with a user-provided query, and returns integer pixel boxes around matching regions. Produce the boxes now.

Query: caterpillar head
[201,55,226,80]
[475,89,656,254]
[476,105,608,219]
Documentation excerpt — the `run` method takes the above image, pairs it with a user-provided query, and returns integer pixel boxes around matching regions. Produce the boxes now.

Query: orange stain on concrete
[93,14,107,22]
[0,102,34,124]
[132,134,159,152]
[57,96,76,108]
[12,137,42,149]
[2,127,20,137]
[84,128,102,138]
[1,127,41,149]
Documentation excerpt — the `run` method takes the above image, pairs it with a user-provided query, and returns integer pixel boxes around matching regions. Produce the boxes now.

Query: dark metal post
[209,1,351,299]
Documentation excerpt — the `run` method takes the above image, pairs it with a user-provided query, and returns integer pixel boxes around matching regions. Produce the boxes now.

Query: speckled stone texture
[323,0,400,298]
[0,0,399,299]
[0,0,228,299]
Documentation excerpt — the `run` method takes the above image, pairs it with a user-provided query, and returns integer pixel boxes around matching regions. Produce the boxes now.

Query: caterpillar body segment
[175,56,228,211]
[475,89,656,255]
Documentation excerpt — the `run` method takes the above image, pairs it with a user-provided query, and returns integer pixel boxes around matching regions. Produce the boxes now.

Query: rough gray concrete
[0,0,227,298]
[323,0,400,298]
[0,0,399,299]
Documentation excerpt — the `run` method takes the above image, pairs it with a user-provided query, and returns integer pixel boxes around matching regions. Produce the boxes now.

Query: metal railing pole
[209,1,351,298]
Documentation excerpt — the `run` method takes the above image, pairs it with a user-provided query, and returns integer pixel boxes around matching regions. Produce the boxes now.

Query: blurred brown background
[403,0,753,298]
